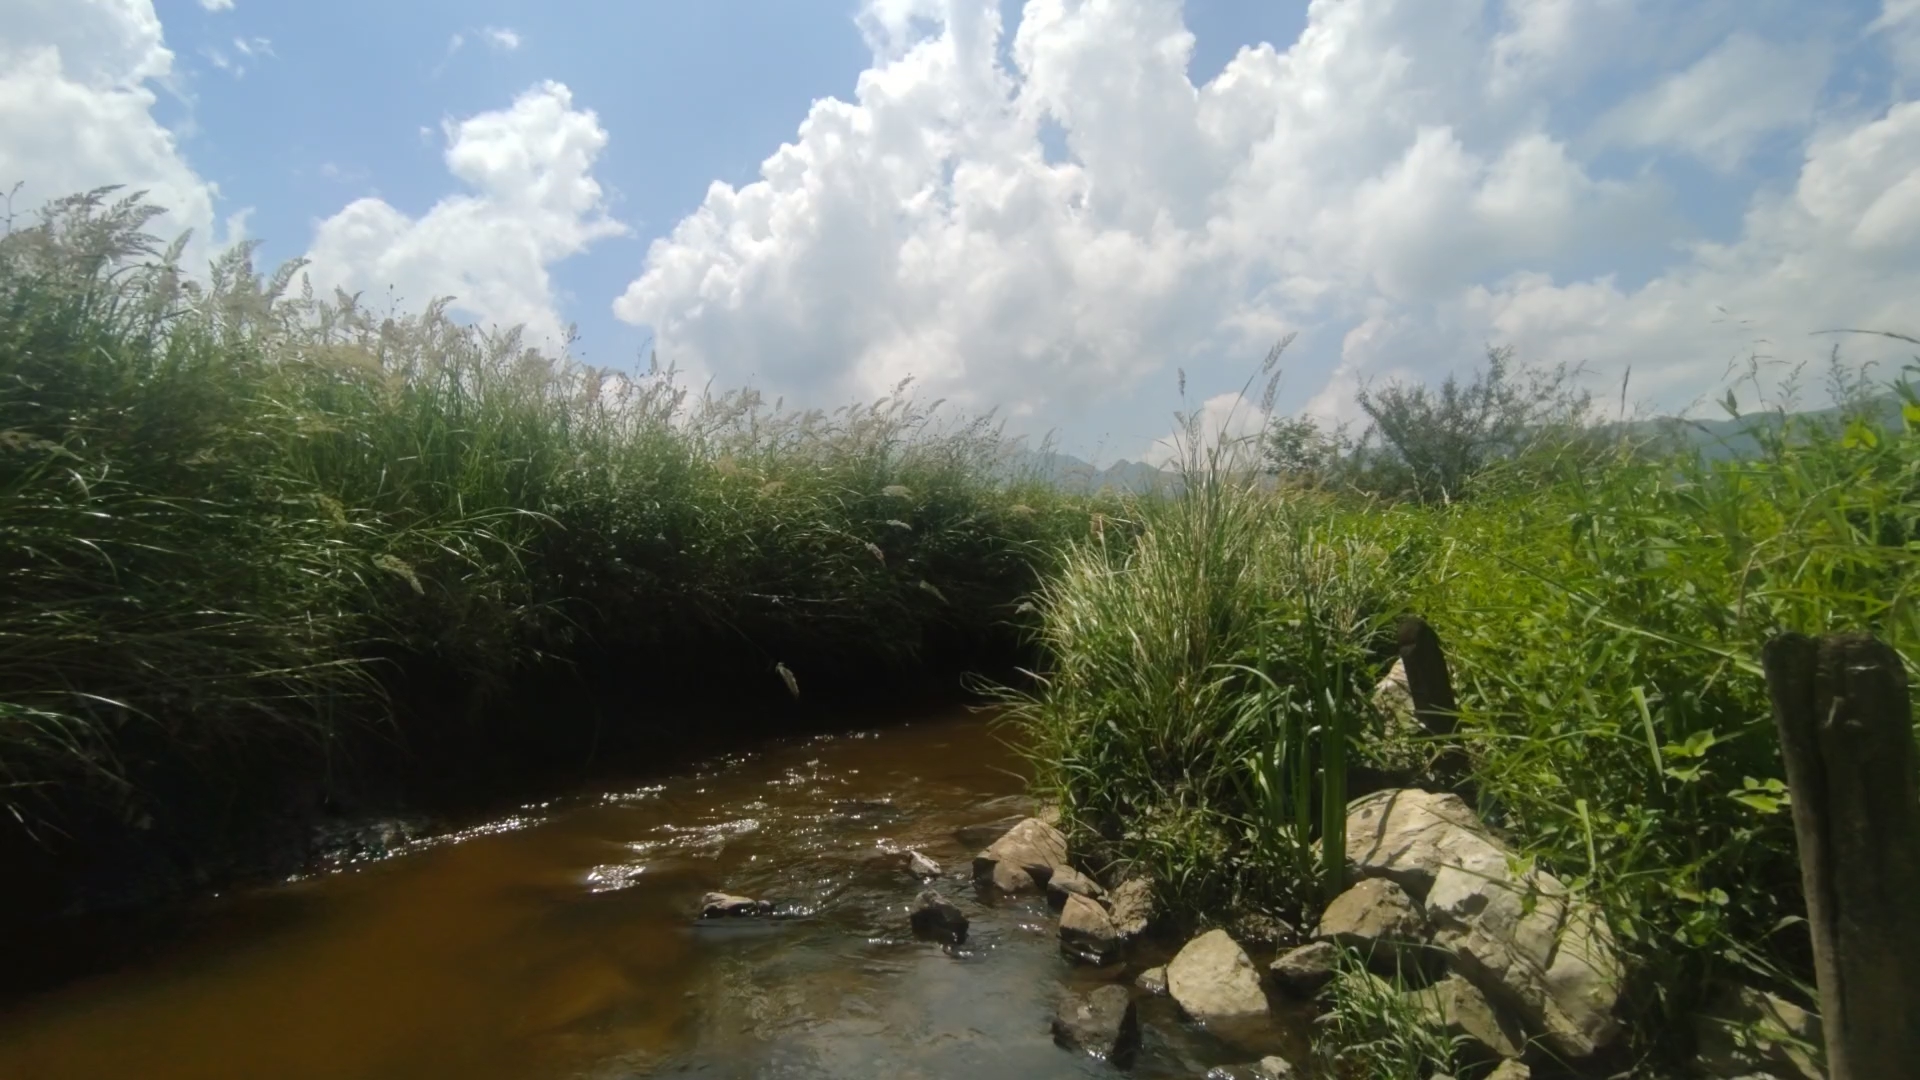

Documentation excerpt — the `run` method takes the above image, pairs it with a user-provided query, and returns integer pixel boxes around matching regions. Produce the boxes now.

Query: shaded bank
[0,189,1109,922]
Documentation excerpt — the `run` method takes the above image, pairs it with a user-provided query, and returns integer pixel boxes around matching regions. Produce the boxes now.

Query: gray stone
[907,850,942,878]
[1106,875,1156,940]
[1167,929,1269,1025]
[1135,965,1168,995]
[1060,892,1123,964]
[1046,866,1106,908]
[1346,789,1625,1059]
[1694,984,1823,1080]
[972,816,1069,894]
[1314,877,1427,969]
[1270,941,1341,997]
[1402,974,1527,1059]
[701,892,771,917]
[909,889,968,944]
[1051,984,1139,1067]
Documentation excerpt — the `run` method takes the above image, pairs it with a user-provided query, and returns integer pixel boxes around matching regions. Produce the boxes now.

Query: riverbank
[0,190,1114,922]
[1005,385,1918,1077]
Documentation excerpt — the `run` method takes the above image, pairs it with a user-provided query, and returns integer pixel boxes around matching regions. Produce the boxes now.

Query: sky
[3,0,1917,463]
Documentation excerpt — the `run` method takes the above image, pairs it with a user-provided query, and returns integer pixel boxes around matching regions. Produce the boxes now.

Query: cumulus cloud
[1876,0,1920,78]
[302,81,627,351]
[615,0,1910,453]
[1141,389,1272,468]
[0,0,223,261]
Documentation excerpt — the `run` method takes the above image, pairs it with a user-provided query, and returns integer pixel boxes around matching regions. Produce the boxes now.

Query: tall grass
[1005,374,1410,921]
[0,187,1101,845]
[1010,342,1919,1071]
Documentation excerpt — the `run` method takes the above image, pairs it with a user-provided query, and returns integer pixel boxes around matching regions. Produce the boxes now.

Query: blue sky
[6,0,1919,462]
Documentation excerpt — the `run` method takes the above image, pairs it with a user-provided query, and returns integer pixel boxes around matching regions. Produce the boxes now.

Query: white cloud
[302,81,627,352]
[1591,33,1829,170]
[1876,0,1920,78]
[1466,101,1920,410]
[483,27,522,52]
[613,0,1908,443]
[198,0,233,11]
[0,0,223,263]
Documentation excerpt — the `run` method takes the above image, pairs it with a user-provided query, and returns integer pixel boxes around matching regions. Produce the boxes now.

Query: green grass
[1007,355,1920,1073]
[0,187,1105,842]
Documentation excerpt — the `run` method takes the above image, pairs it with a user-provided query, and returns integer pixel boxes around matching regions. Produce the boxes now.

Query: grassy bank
[1009,358,1919,1075]
[0,188,1106,908]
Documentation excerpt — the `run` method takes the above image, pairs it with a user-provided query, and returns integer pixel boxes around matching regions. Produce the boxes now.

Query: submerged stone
[1051,984,1139,1067]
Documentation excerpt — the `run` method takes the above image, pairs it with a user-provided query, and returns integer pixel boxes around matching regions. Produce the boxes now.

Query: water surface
[0,709,1296,1079]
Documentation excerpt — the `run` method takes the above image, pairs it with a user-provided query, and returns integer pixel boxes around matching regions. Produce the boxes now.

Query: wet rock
[1136,965,1168,995]
[954,818,1024,850]
[909,889,968,944]
[1046,866,1106,908]
[907,850,942,878]
[1205,1056,1297,1079]
[1401,974,1527,1060]
[1106,875,1156,940]
[1167,929,1268,1025]
[1051,984,1139,1067]
[972,816,1069,894]
[701,892,772,917]
[1060,892,1122,964]
[1270,941,1341,997]
[1346,789,1625,1059]
[1694,984,1823,1080]
[1488,1062,1531,1080]
[1313,877,1427,971]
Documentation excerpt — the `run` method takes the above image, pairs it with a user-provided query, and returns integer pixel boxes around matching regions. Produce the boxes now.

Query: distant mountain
[995,447,1179,494]
[1619,393,1907,461]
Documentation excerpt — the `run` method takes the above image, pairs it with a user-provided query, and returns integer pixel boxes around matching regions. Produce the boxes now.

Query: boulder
[1167,929,1269,1025]
[1106,876,1156,940]
[1051,984,1139,1067]
[1314,877,1427,970]
[1488,1063,1531,1080]
[909,889,968,945]
[1045,866,1106,908]
[1135,965,1168,995]
[1402,974,1527,1060]
[1270,941,1341,997]
[973,816,1069,894]
[908,850,942,878]
[1346,789,1624,1059]
[1059,892,1123,964]
[1693,984,1823,1080]
[701,892,772,917]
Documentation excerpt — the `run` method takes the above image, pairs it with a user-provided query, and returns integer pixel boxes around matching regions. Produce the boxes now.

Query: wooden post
[1397,616,1467,783]
[1396,616,1458,737]
[1760,631,1920,1080]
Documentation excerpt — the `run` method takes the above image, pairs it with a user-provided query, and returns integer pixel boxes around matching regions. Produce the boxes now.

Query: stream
[0,708,1308,1079]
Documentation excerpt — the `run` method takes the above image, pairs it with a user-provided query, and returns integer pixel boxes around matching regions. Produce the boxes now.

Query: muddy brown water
[0,709,1309,1079]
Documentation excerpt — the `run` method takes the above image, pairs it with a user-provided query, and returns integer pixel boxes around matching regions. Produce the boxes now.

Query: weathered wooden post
[1760,631,1920,1080]
[1397,616,1467,782]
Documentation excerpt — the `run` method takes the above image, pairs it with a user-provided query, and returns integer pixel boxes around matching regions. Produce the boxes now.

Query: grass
[1007,350,1920,1074]
[0,187,1106,855]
